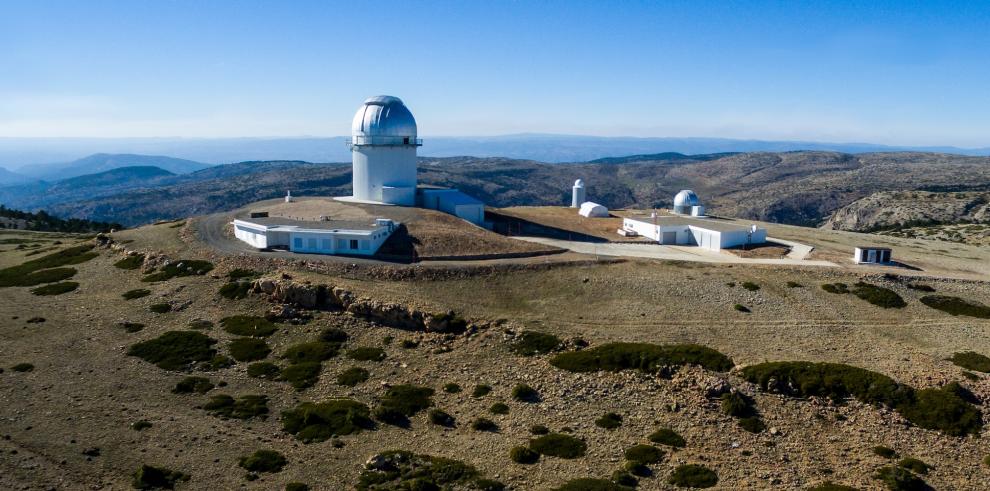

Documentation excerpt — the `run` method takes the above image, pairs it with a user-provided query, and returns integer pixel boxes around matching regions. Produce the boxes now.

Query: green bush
[428,408,455,427]
[221,315,277,337]
[247,362,280,379]
[530,424,550,435]
[279,362,322,390]
[376,385,434,425]
[822,283,849,294]
[282,341,338,364]
[623,444,664,464]
[219,281,251,300]
[443,382,461,393]
[0,244,96,287]
[239,450,286,473]
[512,383,539,402]
[874,466,927,490]
[472,384,492,397]
[354,450,481,490]
[897,457,931,475]
[400,339,418,349]
[786,281,803,288]
[319,327,349,343]
[511,331,563,356]
[114,254,145,270]
[721,392,756,418]
[11,363,34,372]
[132,420,152,431]
[595,412,622,430]
[667,464,718,488]
[281,399,373,442]
[203,394,269,419]
[921,295,990,318]
[188,319,213,330]
[172,376,214,394]
[337,366,370,386]
[348,346,386,361]
[202,354,233,371]
[529,433,587,459]
[229,338,271,362]
[649,428,686,448]
[873,446,898,459]
[738,417,765,434]
[624,461,650,477]
[127,331,217,371]
[742,361,982,436]
[149,303,172,313]
[611,471,638,487]
[851,282,906,309]
[733,304,750,313]
[510,446,539,464]
[807,482,859,491]
[489,402,510,415]
[951,351,990,372]
[906,283,935,292]
[471,418,498,432]
[30,281,78,295]
[741,281,760,291]
[227,268,260,280]
[141,259,214,282]
[122,288,151,300]
[550,342,734,373]
[551,478,632,491]
[285,483,310,491]
[132,464,189,490]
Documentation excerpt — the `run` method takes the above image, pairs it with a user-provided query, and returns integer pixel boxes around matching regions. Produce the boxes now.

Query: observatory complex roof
[673,190,700,207]
[625,214,757,232]
[351,95,417,141]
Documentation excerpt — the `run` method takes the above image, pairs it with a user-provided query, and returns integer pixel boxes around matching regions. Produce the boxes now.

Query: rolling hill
[17,153,210,181]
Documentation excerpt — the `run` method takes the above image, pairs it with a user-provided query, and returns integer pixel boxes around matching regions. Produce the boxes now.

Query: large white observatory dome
[351,95,417,142]
[673,189,700,207]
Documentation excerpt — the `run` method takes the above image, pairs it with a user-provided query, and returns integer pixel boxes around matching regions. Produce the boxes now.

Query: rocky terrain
[823,191,990,245]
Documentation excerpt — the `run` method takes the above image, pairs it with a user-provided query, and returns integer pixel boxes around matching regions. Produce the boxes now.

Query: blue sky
[2,0,989,146]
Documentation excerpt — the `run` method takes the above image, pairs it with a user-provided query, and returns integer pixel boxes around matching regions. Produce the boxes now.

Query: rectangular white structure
[418,188,485,226]
[622,216,767,251]
[854,246,891,264]
[232,217,397,256]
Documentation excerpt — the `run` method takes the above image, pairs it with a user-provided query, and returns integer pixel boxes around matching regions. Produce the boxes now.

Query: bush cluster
[141,259,214,282]
[247,362,280,379]
[510,446,539,464]
[127,331,217,371]
[375,385,434,426]
[471,418,498,432]
[511,331,563,356]
[472,384,492,397]
[172,376,214,394]
[921,295,990,318]
[851,282,907,309]
[551,478,632,491]
[348,347,387,362]
[279,362,322,390]
[219,281,251,300]
[950,351,990,372]
[229,338,271,362]
[122,288,151,300]
[149,303,171,314]
[132,464,189,490]
[221,315,277,337]
[489,402,510,415]
[113,254,145,270]
[30,281,78,296]
[529,433,587,459]
[624,444,664,465]
[550,342,734,374]
[648,428,686,448]
[281,399,373,442]
[238,449,286,473]
[741,282,760,291]
[0,244,96,288]
[874,466,927,490]
[282,341,338,364]
[203,394,269,420]
[595,412,622,430]
[512,383,539,402]
[428,408,455,427]
[355,450,494,491]
[667,464,718,488]
[337,366,370,386]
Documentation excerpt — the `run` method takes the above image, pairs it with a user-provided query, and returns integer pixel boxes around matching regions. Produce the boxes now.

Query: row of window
[292,237,367,251]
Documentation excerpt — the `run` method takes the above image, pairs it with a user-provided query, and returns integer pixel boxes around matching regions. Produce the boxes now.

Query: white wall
[233,221,269,249]
[352,145,417,205]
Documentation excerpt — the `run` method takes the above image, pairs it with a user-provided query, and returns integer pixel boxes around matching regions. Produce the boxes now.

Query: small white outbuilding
[578,201,608,218]
[854,246,892,264]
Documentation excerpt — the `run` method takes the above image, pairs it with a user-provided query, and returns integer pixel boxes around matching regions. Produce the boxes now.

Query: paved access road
[511,236,837,267]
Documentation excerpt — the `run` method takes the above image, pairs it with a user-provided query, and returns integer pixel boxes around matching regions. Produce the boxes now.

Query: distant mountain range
[1,134,989,170]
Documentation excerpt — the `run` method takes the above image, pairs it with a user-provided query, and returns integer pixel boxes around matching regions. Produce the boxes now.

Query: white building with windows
[622,215,766,251]
[232,216,397,256]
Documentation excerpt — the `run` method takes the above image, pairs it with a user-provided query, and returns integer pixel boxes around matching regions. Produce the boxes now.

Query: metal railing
[346,136,423,146]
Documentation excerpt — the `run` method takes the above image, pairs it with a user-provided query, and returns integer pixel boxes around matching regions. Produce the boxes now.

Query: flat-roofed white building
[854,246,892,264]
[418,188,485,226]
[622,215,767,251]
[232,216,397,256]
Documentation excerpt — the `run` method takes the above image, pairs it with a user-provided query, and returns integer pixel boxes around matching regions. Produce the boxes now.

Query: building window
[293,238,302,248]
[322,239,331,250]
[350,239,358,249]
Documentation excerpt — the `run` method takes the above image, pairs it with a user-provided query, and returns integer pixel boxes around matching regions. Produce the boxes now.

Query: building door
[661,231,676,244]
[867,250,876,263]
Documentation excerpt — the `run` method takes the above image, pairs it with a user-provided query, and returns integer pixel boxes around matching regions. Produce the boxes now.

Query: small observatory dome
[574,179,584,187]
[674,190,700,207]
[351,95,417,140]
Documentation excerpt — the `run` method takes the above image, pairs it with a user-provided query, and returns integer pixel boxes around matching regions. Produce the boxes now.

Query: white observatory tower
[348,96,421,206]
[571,179,586,208]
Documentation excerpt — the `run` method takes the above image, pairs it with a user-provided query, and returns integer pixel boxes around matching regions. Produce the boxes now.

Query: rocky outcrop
[823,191,990,232]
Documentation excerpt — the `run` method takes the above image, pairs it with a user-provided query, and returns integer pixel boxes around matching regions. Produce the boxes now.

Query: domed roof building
[351,96,418,144]
[347,95,421,206]
[673,190,702,215]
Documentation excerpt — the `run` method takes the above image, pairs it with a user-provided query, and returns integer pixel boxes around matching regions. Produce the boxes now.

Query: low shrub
[443,382,461,393]
[348,347,386,361]
[530,424,550,435]
[897,457,931,475]
[951,351,990,372]
[127,331,217,371]
[113,254,145,270]
[149,303,172,314]
[428,408,455,427]
[510,446,539,464]
[219,281,251,300]
[239,449,286,473]
[551,478,632,491]
[595,412,622,430]
[203,394,269,420]
[896,385,983,436]
[741,282,760,291]
[471,418,498,432]
[132,464,189,490]
[512,383,539,402]
[649,428,686,448]
[337,366,370,386]
[489,402,510,415]
[738,417,765,434]
[733,304,750,313]
[874,466,927,490]
[354,450,482,490]
[279,362,322,390]
[874,446,899,458]
[786,281,803,288]
[807,482,859,491]
[376,385,434,425]
[11,363,34,372]
[529,433,587,459]
[247,362,280,379]
[282,341,338,364]
[472,384,492,397]
[906,283,935,292]
[227,268,260,280]
[132,420,152,431]
[188,319,213,330]
[511,331,563,356]
[172,376,214,394]
[281,399,373,442]
[611,470,638,487]
[721,392,756,418]
[319,327,349,343]
[141,259,214,282]
[122,288,151,300]
[30,281,78,295]
[667,464,718,488]
[229,338,271,362]
[0,244,96,288]
[624,444,664,464]
[285,483,310,491]
[550,342,734,374]
[624,461,650,477]
[221,315,277,337]
[400,339,418,349]
[921,295,990,318]
[202,354,233,371]
[822,283,849,294]
[851,282,906,309]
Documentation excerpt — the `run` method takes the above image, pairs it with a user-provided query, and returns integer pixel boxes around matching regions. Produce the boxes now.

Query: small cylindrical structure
[572,179,586,208]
